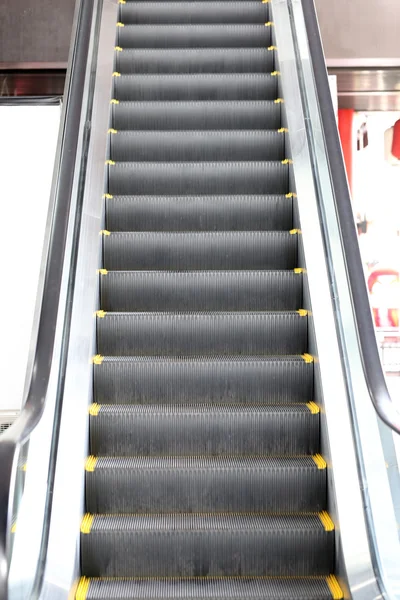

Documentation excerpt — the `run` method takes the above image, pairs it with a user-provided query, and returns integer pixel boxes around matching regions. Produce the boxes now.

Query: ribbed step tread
[110,131,285,162]
[113,74,278,101]
[100,270,303,312]
[116,48,275,75]
[81,513,334,577]
[103,231,297,271]
[117,25,272,49]
[105,195,292,232]
[111,101,281,131]
[93,356,313,404]
[96,312,307,356]
[89,403,320,456]
[85,456,326,514]
[120,2,269,25]
[78,576,341,600]
[108,162,288,196]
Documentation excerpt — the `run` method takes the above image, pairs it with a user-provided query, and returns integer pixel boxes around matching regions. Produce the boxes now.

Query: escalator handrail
[300,0,400,435]
[0,0,95,595]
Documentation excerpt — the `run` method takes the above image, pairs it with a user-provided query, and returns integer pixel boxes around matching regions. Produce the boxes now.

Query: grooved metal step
[116,48,275,75]
[111,101,281,131]
[110,130,286,162]
[93,356,314,405]
[96,312,307,356]
[117,25,272,49]
[80,513,334,577]
[89,404,320,456]
[100,271,303,312]
[113,74,279,101]
[85,456,326,514]
[119,2,270,25]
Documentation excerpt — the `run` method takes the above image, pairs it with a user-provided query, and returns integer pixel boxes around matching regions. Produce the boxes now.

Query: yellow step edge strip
[282,159,294,165]
[92,355,104,365]
[11,522,17,534]
[274,98,284,104]
[118,0,126,4]
[103,193,113,199]
[289,228,301,235]
[100,230,111,236]
[301,353,314,363]
[112,72,121,78]
[306,401,320,414]
[265,21,274,27]
[114,46,123,52]
[326,574,344,599]
[75,577,90,600]
[278,128,288,133]
[116,22,125,27]
[105,160,115,166]
[319,511,335,532]
[97,269,108,275]
[285,192,297,198]
[297,309,308,317]
[108,128,117,134]
[312,454,327,469]
[271,71,281,77]
[96,310,107,318]
[294,267,305,274]
[262,0,270,3]
[110,99,119,105]
[85,456,98,472]
[268,45,277,50]
[81,514,94,534]
[89,403,101,416]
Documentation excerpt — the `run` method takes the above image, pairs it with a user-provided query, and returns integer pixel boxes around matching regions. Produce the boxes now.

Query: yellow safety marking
[274,98,284,104]
[103,194,113,199]
[115,46,123,52]
[96,310,107,318]
[313,454,327,469]
[262,0,270,3]
[100,230,111,236]
[97,269,108,275]
[105,160,116,166]
[285,192,297,198]
[294,267,305,274]
[326,575,344,600]
[289,228,301,235]
[108,128,117,134]
[116,22,125,27]
[89,403,101,416]
[75,577,90,600]
[85,456,98,472]
[319,511,335,531]
[92,355,104,365]
[297,309,308,317]
[110,99,119,105]
[112,72,121,78]
[265,21,274,27]
[268,45,277,50]
[118,0,126,4]
[271,71,281,76]
[80,514,94,534]
[282,159,294,165]
[278,128,288,133]
[301,353,314,363]
[21,463,27,472]
[306,401,320,414]
[11,522,16,534]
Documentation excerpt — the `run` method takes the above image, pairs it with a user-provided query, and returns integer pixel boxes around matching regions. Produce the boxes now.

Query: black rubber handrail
[0,1,95,597]
[300,0,400,435]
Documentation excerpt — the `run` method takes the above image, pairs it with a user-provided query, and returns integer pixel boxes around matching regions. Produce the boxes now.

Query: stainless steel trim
[327,58,400,69]
[0,62,68,70]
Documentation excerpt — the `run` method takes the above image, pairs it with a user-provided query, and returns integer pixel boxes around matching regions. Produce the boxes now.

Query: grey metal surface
[120,2,270,24]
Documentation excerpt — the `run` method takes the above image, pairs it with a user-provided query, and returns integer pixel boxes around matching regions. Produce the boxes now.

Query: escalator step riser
[85,456,326,513]
[100,271,303,312]
[105,195,292,232]
[118,25,272,49]
[119,2,270,25]
[81,514,334,577]
[103,231,297,271]
[80,576,338,600]
[89,404,320,456]
[116,49,275,75]
[96,312,307,357]
[113,74,278,101]
[110,131,286,162]
[111,101,281,131]
[93,358,313,405]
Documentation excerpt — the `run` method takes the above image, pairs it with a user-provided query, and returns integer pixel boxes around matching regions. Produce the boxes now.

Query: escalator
[72,1,344,598]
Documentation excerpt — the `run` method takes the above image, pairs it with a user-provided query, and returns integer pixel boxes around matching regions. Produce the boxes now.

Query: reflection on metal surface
[329,68,400,111]
[0,71,65,98]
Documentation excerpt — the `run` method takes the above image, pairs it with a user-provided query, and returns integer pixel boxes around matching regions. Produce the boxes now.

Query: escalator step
[102,231,297,271]
[100,270,303,312]
[89,404,320,456]
[77,576,341,600]
[116,48,275,75]
[117,25,272,49]
[110,131,286,162]
[93,356,313,405]
[113,74,278,101]
[111,101,281,131]
[120,2,269,25]
[105,195,292,232]
[80,513,334,577]
[85,456,326,514]
[108,162,288,196]
[96,312,308,356]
